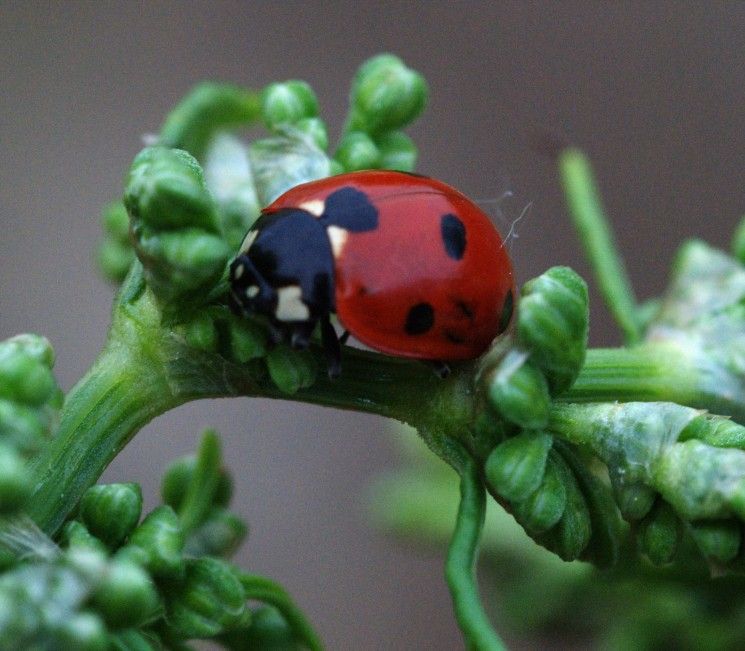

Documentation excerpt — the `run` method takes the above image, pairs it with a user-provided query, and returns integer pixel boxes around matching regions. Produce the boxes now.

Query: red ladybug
[229,170,515,377]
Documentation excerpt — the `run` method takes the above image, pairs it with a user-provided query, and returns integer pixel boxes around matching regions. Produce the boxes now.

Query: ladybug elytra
[229,170,515,377]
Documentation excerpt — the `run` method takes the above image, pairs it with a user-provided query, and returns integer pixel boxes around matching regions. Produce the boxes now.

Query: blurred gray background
[2,2,745,648]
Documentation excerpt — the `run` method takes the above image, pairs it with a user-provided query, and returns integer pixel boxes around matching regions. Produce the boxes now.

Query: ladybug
[229,170,515,377]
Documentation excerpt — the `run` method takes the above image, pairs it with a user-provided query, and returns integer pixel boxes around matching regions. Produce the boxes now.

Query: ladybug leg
[290,320,317,350]
[427,360,451,379]
[266,319,285,345]
[320,316,342,379]
[339,330,350,345]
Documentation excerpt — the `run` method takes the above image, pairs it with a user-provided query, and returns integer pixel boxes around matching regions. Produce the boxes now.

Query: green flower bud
[92,559,160,629]
[294,117,329,151]
[690,519,741,564]
[266,346,317,394]
[228,315,268,363]
[0,443,32,513]
[242,606,298,650]
[60,520,109,555]
[536,452,591,561]
[261,81,319,130]
[180,312,218,352]
[0,353,56,407]
[165,558,248,638]
[0,333,55,368]
[612,481,656,521]
[125,147,218,232]
[55,612,108,651]
[79,483,143,549]
[98,237,136,283]
[374,131,417,172]
[162,453,233,513]
[138,227,229,293]
[511,454,567,533]
[517,266,589,394]
[334,131,380,171]
[486,351,551,429]
[485,430,553,502]
[102,201,131,241]
[349,54,427,134]
[732,216,745,263]
[0,400,47,454]
[185,508,248,558]
[124,505,185,579]
[637,501,681,566]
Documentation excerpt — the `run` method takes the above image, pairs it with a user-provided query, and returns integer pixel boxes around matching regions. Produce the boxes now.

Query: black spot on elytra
[405,302,435,335]
[441,213,466,260]
[498,289,514,333]
[321,187,378,232]
[456,300,474,320]
[445,330,466,344]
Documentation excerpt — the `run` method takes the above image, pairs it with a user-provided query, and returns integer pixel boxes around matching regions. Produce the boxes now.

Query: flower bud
[612,481,656,521]
[60,520,108,555]
[54,612,108,651]
[181,312,218,352]
[0,443,32,513]
[690,519,741,564]
[334,131,380,171]
[261,81,319,130]
[228,315,268,363]
[485,430,552,502]
[124,505,185,579]
[486,351,551,429]
[165,558,248,638]
[92,559,160,629]
[161,454,233,512]
[637,501,681,566]
[294,117,329,151]
[536,452,591,561]
[0,353,56,407]
[242,606,297,650]
[375,131,417,172]
[97,237,135,283]
[185,508,248,558]
[512,454,567,533]
[349,54,427,134]
[125,147,218,232]
[1,334,55,368]
[79,483,142,549]
[517,266,588,394]
[266,346,317,394]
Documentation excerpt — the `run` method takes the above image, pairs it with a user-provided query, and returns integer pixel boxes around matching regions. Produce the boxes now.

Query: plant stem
[442,439,507,651]
[240,573,323,651]
[559,148,641,344]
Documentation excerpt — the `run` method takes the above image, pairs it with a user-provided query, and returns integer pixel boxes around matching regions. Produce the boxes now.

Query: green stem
[559,148,641,344]
[567,346,745,422]
[240,573,323,651]
[158,82,261,160]
[25,284,449,535]
[442,440,507,651]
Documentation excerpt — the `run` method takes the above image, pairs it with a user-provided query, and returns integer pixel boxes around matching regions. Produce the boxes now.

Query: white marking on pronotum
[275,285,310,321]
[240,230,259,253]
[326,225,349,258]
[300,199,325,217]
[246,285,260,298]
[233,263,245,280]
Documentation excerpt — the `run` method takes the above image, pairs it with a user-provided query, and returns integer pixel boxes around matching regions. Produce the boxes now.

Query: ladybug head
[229,254,278,318]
